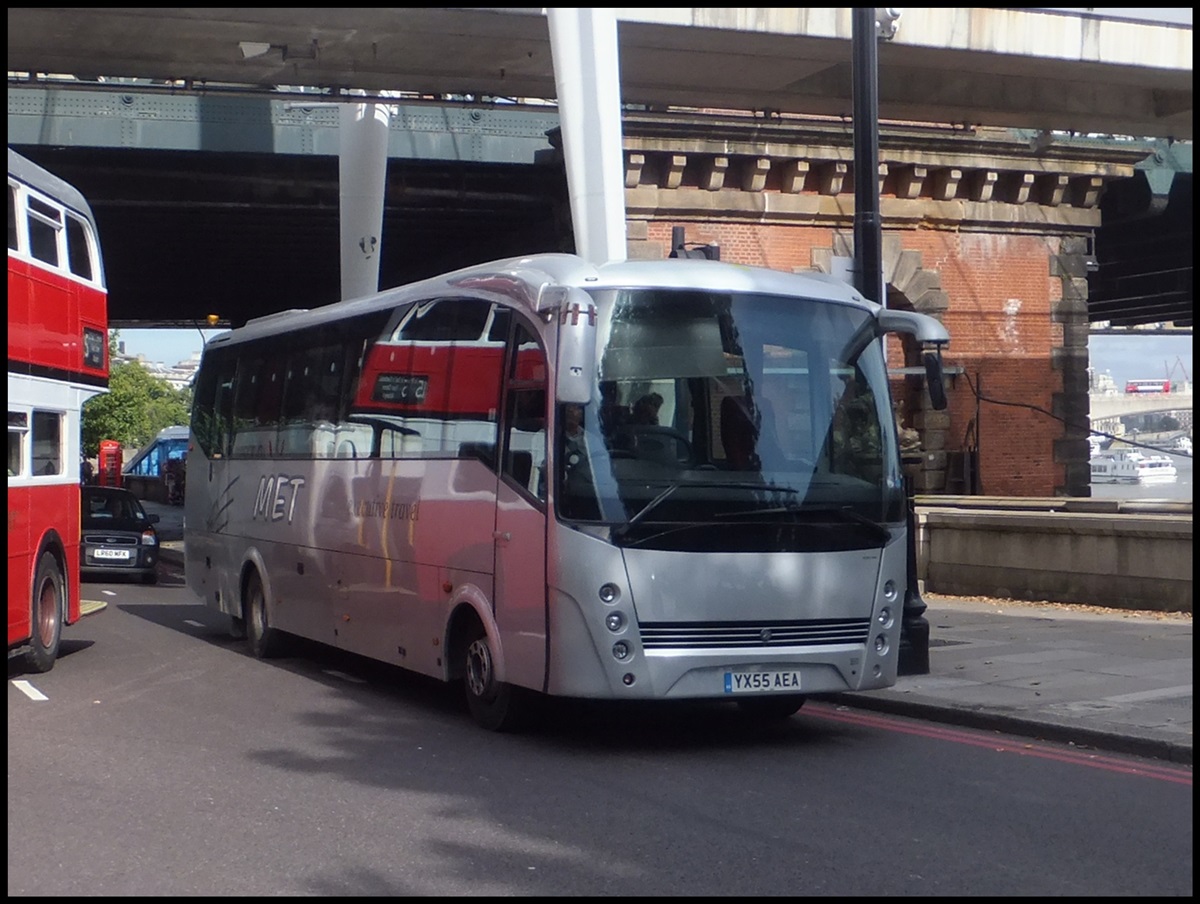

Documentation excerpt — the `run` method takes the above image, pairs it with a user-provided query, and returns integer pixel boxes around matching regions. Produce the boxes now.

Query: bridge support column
[338,101,391,301]
[547,7,628,265]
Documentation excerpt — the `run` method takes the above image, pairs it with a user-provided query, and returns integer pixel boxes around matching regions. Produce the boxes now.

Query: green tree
[82,358,192,457]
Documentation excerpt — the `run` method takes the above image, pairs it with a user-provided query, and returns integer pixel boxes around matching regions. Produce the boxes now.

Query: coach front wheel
[463,624,530,732]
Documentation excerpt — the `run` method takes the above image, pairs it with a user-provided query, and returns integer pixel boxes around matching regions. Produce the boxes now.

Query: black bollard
[898,470,930,675]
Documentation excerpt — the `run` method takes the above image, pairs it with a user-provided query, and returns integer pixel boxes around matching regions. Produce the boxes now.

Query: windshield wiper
[715,503,892,543]
[612,481,798,540]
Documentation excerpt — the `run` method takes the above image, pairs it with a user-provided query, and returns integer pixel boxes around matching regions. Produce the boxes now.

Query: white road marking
[183,619,205,628]
[11,680,48,701]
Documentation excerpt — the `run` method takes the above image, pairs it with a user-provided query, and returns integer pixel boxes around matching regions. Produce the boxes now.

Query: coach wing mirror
[923,349,948,410]
[553,287,597,404]
[877,309,949,345]
[877,310,950,411]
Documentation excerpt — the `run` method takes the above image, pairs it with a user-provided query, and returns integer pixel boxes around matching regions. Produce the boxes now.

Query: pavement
[139,498,1193,764]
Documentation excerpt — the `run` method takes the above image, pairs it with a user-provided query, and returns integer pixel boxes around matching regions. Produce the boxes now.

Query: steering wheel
[620,425,692,463]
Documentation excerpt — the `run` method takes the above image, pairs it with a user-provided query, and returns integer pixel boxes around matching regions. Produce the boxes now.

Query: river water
[1090,451,1193,502]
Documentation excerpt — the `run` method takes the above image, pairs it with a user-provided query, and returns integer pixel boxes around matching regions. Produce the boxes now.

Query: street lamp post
[852,7,930,675]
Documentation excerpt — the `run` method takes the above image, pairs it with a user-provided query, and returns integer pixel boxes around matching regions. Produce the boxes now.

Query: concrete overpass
[8,7,1194,325]
[7,7,1192,140]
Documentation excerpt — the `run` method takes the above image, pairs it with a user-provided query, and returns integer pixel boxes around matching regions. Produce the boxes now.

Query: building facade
[557,112,1151,497]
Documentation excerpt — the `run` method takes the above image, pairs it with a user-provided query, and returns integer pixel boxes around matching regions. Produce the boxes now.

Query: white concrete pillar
[339,101,391,300]
[547,7,628,265]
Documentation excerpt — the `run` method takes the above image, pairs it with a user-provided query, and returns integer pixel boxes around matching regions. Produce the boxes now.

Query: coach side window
[195,352,237,459]
[231,351,285,457]
[348,298,503,460]
[501,320,548,501]
[280,342,345,458]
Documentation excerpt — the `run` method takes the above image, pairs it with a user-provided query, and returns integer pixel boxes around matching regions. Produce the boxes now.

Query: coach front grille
[638,618,872,650]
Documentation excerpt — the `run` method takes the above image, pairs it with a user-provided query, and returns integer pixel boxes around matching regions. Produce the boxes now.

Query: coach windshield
[554,287,904,552]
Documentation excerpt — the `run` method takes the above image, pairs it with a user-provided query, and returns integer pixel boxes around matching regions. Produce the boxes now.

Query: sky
[1087,333,1193,389]
[114,327,223,366]
[114,328,1194,392]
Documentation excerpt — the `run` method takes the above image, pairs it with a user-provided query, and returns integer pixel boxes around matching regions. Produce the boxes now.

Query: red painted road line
[805,702,1192,785]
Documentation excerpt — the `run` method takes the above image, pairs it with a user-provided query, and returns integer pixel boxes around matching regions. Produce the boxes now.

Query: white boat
[1170,435,1192,455]
[1090,449,1178,485]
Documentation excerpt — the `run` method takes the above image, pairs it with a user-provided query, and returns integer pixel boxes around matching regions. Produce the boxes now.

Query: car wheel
[736,695,806,720]
[142,571,158,585]
[26,552,64,673]
[244,570,284,659]
[463,619,531,732]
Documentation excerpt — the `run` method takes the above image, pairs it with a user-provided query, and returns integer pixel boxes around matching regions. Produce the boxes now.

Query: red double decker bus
[7,148,108,672]
[1124,379,1171,394]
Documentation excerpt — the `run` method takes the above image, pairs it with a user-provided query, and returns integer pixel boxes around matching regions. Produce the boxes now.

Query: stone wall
[917,504,1193,612]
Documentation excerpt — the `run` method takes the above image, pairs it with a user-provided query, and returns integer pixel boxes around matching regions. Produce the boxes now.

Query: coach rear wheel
[244,570,284,659]
[229,614,247,640]
[27,552,64,673]
[463,624,529,732]
[736,695,806,720]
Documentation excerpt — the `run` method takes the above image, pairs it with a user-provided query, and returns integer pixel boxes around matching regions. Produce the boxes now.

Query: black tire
[142,571,158,585]
[26,551,64,673]
[736,695,806,720]
[229,614,247,640]
[244,570,284,659]
[463,622,531,732]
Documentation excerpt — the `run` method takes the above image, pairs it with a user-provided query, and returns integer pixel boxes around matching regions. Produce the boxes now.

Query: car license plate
[93,548,131,560]
[724,670,801,693]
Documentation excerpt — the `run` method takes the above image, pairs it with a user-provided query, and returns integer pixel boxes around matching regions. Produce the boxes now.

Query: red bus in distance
[1124,379,1171,394]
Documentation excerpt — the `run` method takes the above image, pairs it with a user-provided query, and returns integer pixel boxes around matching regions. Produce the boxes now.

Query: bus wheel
[27,552,64,673]
[244,570,283,659]
[463,625,528,732]
[736,695,806,720]
[229,615,247,640]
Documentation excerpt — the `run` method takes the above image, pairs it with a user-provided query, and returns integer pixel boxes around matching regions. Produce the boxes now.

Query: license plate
[93,548,131,560]
[724,670,802,694]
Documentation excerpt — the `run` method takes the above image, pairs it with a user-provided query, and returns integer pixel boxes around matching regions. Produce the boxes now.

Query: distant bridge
[1090,390,1193,421]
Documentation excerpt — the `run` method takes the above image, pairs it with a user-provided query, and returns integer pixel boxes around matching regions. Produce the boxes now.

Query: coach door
[492,318,549,692]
